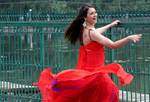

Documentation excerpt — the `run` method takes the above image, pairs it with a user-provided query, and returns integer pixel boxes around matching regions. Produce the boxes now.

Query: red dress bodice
[76,41,105,71]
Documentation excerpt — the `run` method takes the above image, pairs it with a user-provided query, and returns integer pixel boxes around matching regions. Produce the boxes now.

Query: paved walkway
[0,81,149,102]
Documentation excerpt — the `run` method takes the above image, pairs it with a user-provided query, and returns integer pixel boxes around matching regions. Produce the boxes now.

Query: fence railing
[0,12,150,102]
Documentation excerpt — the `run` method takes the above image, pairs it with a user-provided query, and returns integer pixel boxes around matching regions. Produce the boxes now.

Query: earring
[83,21,86,27]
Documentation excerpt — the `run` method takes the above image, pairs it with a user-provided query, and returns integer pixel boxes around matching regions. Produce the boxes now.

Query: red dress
[37,41,133,102]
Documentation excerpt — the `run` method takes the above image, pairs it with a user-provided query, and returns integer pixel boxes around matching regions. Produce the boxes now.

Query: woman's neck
[85,22,95,29]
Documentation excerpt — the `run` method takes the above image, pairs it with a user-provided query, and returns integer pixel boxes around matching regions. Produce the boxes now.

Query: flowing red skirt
[36,63,133,102]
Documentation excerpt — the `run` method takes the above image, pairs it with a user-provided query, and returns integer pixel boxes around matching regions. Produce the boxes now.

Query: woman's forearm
[96,23,113,34]
[96,20,120,34]
[112,36,130,49]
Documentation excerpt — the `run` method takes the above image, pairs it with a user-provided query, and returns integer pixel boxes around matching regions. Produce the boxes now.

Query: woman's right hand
[127,34,142,43]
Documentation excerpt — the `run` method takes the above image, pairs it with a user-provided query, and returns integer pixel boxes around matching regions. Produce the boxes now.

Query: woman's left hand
[111,20,120,27]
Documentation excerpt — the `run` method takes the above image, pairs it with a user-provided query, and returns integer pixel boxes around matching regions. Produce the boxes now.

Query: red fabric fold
[37,63,133,102]
[36,42,134,102]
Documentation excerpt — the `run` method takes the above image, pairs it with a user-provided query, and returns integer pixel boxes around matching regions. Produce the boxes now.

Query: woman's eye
[90,12,94,15]
[90,12,97,15]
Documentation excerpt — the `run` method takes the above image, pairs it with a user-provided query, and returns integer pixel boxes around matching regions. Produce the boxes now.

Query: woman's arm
[96,20,120,34]
[90,30,142,49]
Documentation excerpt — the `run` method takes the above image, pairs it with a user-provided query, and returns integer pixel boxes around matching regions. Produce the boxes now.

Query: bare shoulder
[90,28,102,36]
[89,28,104,41]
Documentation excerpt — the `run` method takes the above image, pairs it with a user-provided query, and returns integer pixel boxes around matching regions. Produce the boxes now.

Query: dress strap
[80,27,93,45]
[88,29,93,41]
[80,28,93,45]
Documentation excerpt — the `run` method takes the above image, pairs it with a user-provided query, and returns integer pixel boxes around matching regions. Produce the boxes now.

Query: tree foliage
[0,0,149,13]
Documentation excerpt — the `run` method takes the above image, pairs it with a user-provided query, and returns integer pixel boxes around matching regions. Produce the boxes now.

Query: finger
[139,34,142,36]
[138,35,142,39]
[139,34,142,37]
[136,39,140,42]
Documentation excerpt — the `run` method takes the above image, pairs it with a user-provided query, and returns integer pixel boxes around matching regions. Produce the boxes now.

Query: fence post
[40,27,45,69]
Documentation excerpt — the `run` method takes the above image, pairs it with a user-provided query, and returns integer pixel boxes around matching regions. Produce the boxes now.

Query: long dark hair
[65,4,95,45]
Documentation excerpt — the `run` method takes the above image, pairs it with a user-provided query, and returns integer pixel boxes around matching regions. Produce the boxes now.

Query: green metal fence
[0,12,150,102]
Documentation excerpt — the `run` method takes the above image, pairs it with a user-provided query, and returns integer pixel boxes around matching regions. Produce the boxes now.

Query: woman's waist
[77,64,104,71]
[86,57,104,65]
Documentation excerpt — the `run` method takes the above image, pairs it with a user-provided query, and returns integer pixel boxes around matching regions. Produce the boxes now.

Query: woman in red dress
[37,4,142,102]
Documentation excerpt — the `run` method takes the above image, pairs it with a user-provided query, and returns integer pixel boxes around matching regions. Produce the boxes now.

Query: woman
[37,4,142,102]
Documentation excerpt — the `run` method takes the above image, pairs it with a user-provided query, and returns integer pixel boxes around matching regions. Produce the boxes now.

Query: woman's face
[85,7,97,25]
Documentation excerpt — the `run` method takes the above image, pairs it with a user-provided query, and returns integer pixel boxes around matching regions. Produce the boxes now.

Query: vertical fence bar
[40,27,45,70]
